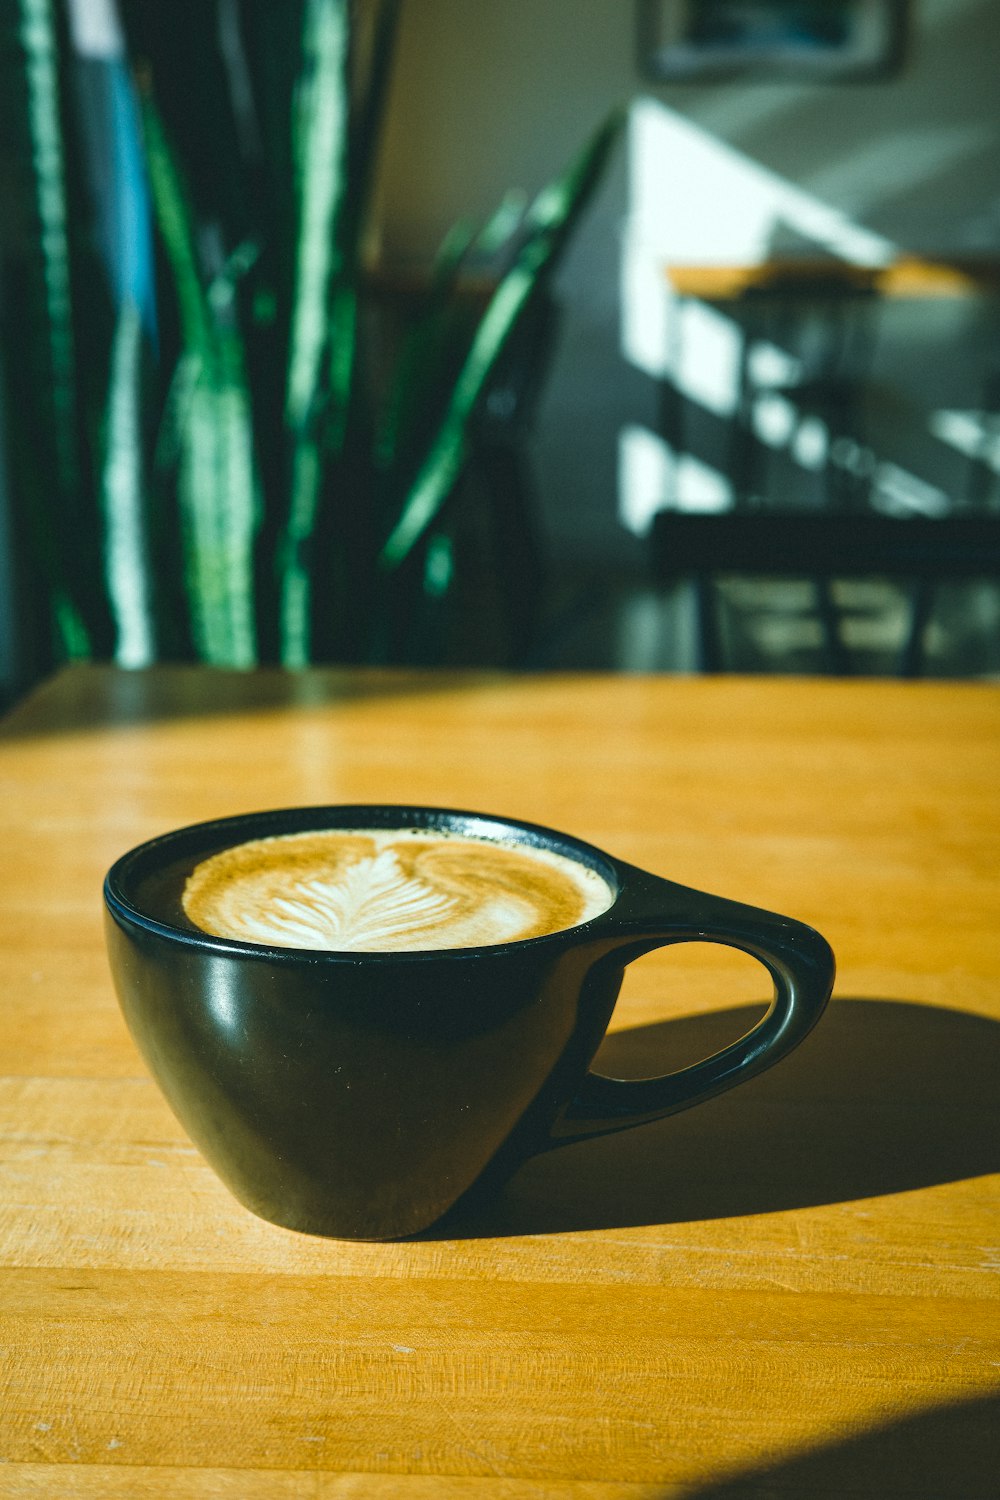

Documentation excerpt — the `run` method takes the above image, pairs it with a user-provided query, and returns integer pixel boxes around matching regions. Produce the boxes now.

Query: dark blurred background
[2,0,999,703]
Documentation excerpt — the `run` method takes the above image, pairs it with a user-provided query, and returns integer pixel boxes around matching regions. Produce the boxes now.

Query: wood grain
[1,665,998,1496]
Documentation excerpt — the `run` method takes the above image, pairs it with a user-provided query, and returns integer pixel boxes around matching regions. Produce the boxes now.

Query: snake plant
[1,0,621,671]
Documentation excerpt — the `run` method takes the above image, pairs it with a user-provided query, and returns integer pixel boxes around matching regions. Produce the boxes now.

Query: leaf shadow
[444,997,1000,1236]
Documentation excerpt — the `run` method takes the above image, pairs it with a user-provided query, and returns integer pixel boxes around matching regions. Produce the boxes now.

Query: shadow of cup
[683,1390,1000,1500]
[445,997,1000,1235]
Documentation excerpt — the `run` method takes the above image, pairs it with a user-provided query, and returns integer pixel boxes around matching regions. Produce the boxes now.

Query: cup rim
[103,803,624,963]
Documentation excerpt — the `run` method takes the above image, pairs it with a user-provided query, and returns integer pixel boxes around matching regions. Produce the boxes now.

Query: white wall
[377,0,1000,562]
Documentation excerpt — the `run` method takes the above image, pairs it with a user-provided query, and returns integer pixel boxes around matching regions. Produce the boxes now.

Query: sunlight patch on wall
[871,462,950,516]
[673,300,742,418]
[930,410,1000,474]
[620,235,672,380]
[625,97,896,269]
[621,96,901,519]
[619,424,732,537]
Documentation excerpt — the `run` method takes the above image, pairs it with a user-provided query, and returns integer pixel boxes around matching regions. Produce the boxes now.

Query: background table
[664,255,1000,300]
[1,665,998,1497]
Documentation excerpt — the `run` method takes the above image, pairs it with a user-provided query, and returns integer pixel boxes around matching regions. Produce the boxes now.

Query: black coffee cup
[104,804,834,1240]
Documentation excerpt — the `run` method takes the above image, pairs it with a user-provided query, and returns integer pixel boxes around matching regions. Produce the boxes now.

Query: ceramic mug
[104,804,835,1239]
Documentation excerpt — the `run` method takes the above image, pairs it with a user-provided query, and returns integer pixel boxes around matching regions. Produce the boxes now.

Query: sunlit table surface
[1,664,998,1498]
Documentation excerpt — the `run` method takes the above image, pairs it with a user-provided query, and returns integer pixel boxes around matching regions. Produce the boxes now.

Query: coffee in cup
[181,828,615,952]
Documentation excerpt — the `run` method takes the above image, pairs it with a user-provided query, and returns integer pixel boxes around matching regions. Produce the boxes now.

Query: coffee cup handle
[549,871,835,1146]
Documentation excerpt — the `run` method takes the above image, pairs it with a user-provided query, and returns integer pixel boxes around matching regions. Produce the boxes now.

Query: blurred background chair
[646,257,1000,676]
[650,510,1000,676]
[726,262,880,514]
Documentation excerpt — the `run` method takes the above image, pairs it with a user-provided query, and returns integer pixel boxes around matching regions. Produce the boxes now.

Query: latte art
[262,850,458,950]
[181,828,614,952]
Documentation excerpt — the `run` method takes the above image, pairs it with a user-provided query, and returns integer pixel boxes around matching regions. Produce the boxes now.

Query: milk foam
[182,827,613,952]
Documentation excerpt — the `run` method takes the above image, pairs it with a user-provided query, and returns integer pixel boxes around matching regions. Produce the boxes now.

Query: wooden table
[1,664,998,1497]
[665,255,1000,300]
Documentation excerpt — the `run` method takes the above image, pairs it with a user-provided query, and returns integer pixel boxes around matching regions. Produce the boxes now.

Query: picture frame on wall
[638,0,908,83]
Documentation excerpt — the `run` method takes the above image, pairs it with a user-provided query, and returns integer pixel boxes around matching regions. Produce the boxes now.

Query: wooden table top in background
[665,255,1000,300]
[1,664,998,1498]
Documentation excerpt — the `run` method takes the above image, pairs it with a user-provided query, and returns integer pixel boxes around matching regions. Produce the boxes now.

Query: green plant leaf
[378,108,624,571]
[279,0,352,665]
[344,0,402,259]
[101,300,156,666]
[137,81,260,666]
[371,225,475,474]
[10,0,95,656]
[5,0,620,681]
[179,362,260,667]
[17,0,76,491]
[284,0,350,432]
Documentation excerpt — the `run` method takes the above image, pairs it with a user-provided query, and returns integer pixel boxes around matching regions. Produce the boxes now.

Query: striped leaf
[279,0,352,666]
[101,300,156,666]
[138,85,260,666]
[12,0,94,656]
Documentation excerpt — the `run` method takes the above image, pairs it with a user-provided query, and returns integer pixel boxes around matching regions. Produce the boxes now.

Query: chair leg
[694,575,723,672]
[813,577,853,675]
[900,579,934,679]
[475,439,547,666]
